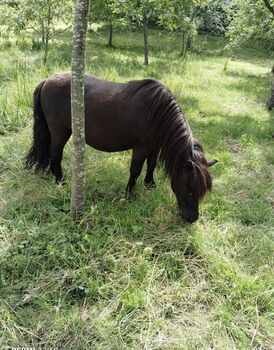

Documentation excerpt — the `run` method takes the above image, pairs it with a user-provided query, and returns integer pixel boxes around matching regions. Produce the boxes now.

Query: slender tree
[91,0,116,47]
[262,0,274,16]
[158,0,209,57]
[70,0,90,218]
[268,66,274,110]
[114,0,157,66]
[143,13,149,65]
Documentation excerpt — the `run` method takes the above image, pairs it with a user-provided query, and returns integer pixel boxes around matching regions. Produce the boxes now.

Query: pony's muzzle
[182,212,199,223]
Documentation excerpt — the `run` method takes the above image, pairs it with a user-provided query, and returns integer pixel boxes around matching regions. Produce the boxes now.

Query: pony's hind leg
[50,128,71,184]
[126,146,148,194]
[145,153,157,188]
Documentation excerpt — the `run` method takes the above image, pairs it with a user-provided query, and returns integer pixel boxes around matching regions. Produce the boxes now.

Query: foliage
[0,0,20,40]
[226,0,274,47]
[112,0,159,64]
[0,0,73,63]
[90,0,124,47]
[113,0,158,26]
[158,0,195,31]
[197,0,234,35]
[90,0,123,25]
[157,0,209,55]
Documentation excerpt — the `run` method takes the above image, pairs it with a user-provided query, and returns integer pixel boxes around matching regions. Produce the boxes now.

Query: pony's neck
[149,95,195,177]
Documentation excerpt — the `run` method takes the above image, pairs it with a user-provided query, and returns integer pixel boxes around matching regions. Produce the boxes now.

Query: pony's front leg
[125,147,148,195]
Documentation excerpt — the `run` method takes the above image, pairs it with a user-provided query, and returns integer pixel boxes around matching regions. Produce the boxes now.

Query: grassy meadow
[0,28,274,349]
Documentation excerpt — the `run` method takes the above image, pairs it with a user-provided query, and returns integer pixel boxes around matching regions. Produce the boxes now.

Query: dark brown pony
[26,73,217,223]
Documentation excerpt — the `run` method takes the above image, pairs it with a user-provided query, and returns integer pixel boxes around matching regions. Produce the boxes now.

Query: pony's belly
[86,139,132,152]
[84,121,146,152]
[85,131,139,152]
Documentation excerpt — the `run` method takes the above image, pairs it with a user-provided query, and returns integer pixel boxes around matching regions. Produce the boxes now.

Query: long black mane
[123,79,212,199]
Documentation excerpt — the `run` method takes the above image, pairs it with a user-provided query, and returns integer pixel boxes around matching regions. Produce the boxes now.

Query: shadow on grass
[50,38,187,82]
[189,110,273,149]
[0,141,202,312]
[224,71,271,104]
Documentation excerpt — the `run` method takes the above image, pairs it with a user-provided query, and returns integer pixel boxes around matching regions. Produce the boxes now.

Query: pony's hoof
[125,188,136,200]
[56,177,66,185]
[145,180,156,189]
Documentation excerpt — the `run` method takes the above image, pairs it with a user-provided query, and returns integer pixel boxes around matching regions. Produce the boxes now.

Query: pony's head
[171,142,218,223]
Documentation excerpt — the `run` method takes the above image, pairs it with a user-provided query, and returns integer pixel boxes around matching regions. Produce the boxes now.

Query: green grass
[0,28,273,349]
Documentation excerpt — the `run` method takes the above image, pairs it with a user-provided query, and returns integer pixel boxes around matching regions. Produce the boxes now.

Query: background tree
[226,0,274,48]
[262,0,274,16]
[90,0,117,47]
[1,0,73,64]
[115,0,158,66]
[158,0,209,57]
[70,0,90,218]
[267,66,274,110]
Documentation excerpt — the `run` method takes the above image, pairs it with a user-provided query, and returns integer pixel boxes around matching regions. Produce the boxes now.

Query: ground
[0,29,273,349]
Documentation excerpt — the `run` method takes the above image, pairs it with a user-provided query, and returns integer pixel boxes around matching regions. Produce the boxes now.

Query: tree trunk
[181,31,186,57]
[181,8,197,56]
[70,0,90,218]
[186,35,192,51]
[268,66,274,110]
[43,35,49,64]
[43,2,52,64]
[143,15,148,66]
[262,0,274,17]
[108,19,113,47]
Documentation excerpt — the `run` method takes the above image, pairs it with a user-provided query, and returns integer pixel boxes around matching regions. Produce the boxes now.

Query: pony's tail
[25,80,51,172]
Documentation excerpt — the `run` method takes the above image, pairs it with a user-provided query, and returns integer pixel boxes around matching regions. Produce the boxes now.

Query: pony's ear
[208,159,218,167]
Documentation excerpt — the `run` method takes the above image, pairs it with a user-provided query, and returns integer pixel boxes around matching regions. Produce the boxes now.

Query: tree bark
[181,31,185,55]
[70,0,90,218]
[43,35,49,64]
[268,66,274,110]
[43,1,52,64]
[186,35,192,51]
[143,14,148,66]
[108,18,113,47]
[181,31,187,58]
[262,0,274,17]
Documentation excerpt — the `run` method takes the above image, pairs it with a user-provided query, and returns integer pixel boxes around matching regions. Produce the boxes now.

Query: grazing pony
[26,73,217,222]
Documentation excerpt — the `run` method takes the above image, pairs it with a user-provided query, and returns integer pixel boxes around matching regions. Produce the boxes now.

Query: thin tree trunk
[186,35,192,51]
[262,0,274,17]
[108,19,113,47]
[143,15,148,66]
[181,31,186,57]
[43,1,51,64]
[181,31,185,54]
[43,35,49,64]
[181,8,197,56]
[41,19,45,47]
[268,66,274,110]
[70,0,90,218]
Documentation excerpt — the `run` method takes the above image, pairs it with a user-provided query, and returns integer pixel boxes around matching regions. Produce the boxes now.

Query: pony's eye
[189,193,193,197]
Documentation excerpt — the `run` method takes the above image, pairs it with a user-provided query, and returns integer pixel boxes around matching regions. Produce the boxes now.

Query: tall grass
[0,29,273,349]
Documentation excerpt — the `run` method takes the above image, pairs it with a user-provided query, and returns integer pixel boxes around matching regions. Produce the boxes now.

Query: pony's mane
[123,79,212,199]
